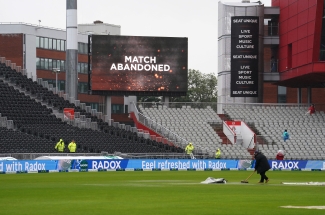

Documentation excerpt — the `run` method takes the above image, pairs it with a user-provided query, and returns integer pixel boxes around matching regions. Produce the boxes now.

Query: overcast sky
[0,0,271,75]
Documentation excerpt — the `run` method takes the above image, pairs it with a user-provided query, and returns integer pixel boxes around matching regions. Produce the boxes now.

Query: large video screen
[90,35,188,96]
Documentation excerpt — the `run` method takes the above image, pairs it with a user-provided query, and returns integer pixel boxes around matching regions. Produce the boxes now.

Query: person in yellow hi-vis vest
[185,142,195,159]
[68,139,77,153]
[55,139,65,152]
[215,148,221,159]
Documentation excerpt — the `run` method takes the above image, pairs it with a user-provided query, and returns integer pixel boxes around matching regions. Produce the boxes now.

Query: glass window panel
[277,86,286,103]
[84,63,87,73]
[49,79,57,90]
[81,63,85,74]
[81,43,84,54]
[111,104,123,114]
[36,58,40,69]
[56,40,60,51]
[45,58,49,70]
[87,103,99,111]
[53,39,57,50]
[45,79,52,85]
[278,95,286,103]
[83,43,88,54]
[47,79,57,90]
[53,59,57,69]
[57,60,61,69]
[78,82,88,93]
[40,58,45,69]
[49,59,52,70]
[278,86,286,94]
[61,40,65,51]
[61,60,65,71]
[78,43,81,53]
[85,63,88,73]
[44,79,52,89]
[49,38,53,49]
[84,83,88,93]
[59,80,65,91]
[36,37,40,48]
[82,83,86,93]
[44,38,49,49]
[40,37,44,48]
[77,63,81,73]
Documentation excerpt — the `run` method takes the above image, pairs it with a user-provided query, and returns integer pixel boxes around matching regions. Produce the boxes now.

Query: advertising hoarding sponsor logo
[270,161,307,169]
[0,161,56,172]
[92,160,122,169]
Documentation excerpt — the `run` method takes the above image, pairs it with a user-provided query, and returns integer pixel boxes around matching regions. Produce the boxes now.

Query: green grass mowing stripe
[0,171,325,215]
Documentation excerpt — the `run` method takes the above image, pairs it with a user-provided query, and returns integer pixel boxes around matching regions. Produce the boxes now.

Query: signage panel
[231,16,259,97]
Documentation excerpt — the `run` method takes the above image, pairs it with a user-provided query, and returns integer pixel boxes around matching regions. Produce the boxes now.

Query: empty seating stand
[0,63,181,155]
[139,105,224,156]
[224,105,325,160]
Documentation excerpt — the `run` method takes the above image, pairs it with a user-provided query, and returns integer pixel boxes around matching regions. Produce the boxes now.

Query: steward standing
[55,139,65,152]
[68,139,77,153]
[215,148,221,159]
[185,142,195,159]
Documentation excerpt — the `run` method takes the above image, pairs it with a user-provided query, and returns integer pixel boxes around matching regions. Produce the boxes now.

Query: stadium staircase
[214,113,233,144]
[221,112,265,156]
[216,113,256,157]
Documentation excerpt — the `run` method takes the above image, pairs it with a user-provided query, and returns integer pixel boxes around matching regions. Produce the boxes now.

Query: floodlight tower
[66,0,78,100]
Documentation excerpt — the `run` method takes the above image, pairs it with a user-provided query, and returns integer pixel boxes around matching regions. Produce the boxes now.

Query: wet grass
[0,171,324,215]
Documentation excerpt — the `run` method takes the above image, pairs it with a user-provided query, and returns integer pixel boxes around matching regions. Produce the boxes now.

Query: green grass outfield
[1,171,325,215]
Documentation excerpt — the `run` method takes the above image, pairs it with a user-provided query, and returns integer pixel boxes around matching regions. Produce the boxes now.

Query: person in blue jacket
[282,129,289,142]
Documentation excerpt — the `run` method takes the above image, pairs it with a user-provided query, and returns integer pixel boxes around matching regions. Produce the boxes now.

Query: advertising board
[231,16,259,97]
